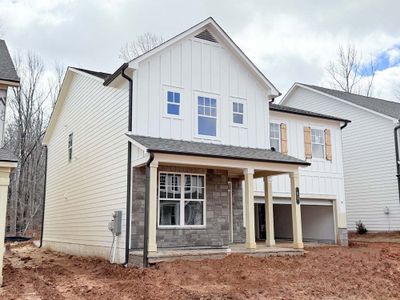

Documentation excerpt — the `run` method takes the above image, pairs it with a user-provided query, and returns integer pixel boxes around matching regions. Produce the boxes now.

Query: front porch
[128,135,310,266]
[129,242,304,266]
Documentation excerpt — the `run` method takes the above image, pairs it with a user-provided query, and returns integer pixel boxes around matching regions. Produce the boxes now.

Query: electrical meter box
[108,210,122,236]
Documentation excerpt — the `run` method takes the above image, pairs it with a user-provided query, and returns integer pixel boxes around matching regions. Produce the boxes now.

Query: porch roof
[127,135,310,166]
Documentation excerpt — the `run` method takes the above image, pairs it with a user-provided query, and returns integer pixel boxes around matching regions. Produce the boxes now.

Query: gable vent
[194,29,218,43]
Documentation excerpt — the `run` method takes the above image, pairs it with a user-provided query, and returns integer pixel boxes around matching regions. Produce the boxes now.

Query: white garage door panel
[274,204,335,243]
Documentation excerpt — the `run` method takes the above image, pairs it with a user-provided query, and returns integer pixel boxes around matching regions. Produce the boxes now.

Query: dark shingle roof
[300,84,400,120]
[127,135,310,166]
[0,148,18,162]
[72,67,111,80]
[0,40,19,83]
[270,103,350,123]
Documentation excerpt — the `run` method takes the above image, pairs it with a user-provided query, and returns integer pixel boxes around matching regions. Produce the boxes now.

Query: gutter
[103,63,129,86]
[394,122,400,203]
[39,145,48,248]
[120,65,133,265]
[340,121,349,130]
[143,152,155,267]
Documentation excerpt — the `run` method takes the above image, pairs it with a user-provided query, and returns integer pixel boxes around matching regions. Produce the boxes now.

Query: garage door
[272,202,336,243]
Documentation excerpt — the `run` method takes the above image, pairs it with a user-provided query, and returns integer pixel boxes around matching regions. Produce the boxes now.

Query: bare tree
[5,52,48,236]
[119,32,164,61]
[48,61,65,109]
[327,44,376,96]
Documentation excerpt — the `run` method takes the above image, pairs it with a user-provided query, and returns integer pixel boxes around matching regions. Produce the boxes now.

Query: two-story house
[41,18,349,266]
[282,83,400,232]
[0,39,19,284]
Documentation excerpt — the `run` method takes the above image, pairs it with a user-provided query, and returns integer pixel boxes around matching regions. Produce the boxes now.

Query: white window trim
[269,122,281,152]
[230,97,247,128]
[311,127,326,160]
[158,171,207,229]
[163,85,184,120]
[193,91,220,141]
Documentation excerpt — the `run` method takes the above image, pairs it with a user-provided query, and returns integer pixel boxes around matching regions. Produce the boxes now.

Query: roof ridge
[299,83,399,104]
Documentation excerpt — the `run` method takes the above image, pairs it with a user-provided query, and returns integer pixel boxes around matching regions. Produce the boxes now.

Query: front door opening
[255,203,266,240]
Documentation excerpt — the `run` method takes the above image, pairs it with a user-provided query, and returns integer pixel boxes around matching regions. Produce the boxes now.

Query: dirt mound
[2,241,400,299]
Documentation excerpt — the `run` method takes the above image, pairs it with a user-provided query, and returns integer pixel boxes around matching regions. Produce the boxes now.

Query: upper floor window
[270,123,280,151]
[167,91,180,116]
[311,128,325,159]
[159,172,205,227]
[232,102,244,125]
[68,133,73,162]
[197,96,217,137]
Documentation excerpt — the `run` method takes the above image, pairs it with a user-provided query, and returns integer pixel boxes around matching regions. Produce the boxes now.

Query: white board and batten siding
[131,35,271,150]
[43,72,129,262]
[254,110,347,228]
[284,87,400,231]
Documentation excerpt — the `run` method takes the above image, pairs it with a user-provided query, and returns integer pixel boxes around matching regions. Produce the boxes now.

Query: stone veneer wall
[231,179,245,243]
[130,166,244,249]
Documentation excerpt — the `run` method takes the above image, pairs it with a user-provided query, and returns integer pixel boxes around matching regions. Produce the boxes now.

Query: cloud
[1,0,400,100]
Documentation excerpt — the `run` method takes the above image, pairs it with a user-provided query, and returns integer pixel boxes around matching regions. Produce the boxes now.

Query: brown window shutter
[280,123,288,154]
[304,127,312,159]
[325,129,332,161]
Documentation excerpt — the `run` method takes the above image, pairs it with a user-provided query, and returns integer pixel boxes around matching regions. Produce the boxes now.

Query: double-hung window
[197,96,217,137]
[166,91,180,116]
[159,173,205,227]
[269,123,280,151]
[311,128,325,159]
[232,102,244,125]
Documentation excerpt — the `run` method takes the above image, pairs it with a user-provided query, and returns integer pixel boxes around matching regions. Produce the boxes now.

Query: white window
[197,96,217,137]
[167,91,180,116]
[159,173,205,227]
[311,128,325,159]
[68,133,73,162]
[269,123,280,151]
[232,102,244,124]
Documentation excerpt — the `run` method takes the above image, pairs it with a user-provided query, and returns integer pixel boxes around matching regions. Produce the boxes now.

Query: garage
[255,198,336,244]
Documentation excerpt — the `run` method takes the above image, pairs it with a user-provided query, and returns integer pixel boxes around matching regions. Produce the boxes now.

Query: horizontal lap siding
[285,88,400,231]
[255,111,346,228]
[43,73,129,260]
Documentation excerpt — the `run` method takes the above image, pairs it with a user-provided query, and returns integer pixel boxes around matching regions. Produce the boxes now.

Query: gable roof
[127,134,310,166]
[106,17,280,97]
[0,39,19,85]
[72,67,111,80]
[285,83,400,121]
[270,103,350,123]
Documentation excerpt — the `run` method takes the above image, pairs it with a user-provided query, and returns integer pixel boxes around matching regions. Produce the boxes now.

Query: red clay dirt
[1,239,400,299]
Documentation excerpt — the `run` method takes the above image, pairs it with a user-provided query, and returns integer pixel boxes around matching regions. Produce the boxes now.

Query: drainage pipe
[394,122,400,203]
[143,152,154,267]
[121,65,133,266]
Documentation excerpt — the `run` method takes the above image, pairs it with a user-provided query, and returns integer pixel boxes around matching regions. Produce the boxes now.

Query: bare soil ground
[1,238,400,299]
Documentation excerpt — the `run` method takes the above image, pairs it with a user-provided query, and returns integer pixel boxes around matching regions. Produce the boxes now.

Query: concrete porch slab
[129,243,304,266]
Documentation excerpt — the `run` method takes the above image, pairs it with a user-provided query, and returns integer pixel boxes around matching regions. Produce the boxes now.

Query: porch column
[148,161,158,253]
[290,172,303,249]
[0,167,12,285]
[244,168,256,249]
[263,176,275,246]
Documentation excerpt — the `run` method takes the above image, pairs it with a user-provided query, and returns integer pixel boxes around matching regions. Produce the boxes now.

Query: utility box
[108,210,122,236]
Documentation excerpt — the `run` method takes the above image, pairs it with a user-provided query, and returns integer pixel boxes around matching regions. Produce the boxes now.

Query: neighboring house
[0,39,19,284]
[41,18,349,266]
[282,83,400,232]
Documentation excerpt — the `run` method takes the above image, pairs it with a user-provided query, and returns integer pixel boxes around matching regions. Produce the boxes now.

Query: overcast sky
[1,0,400,101]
